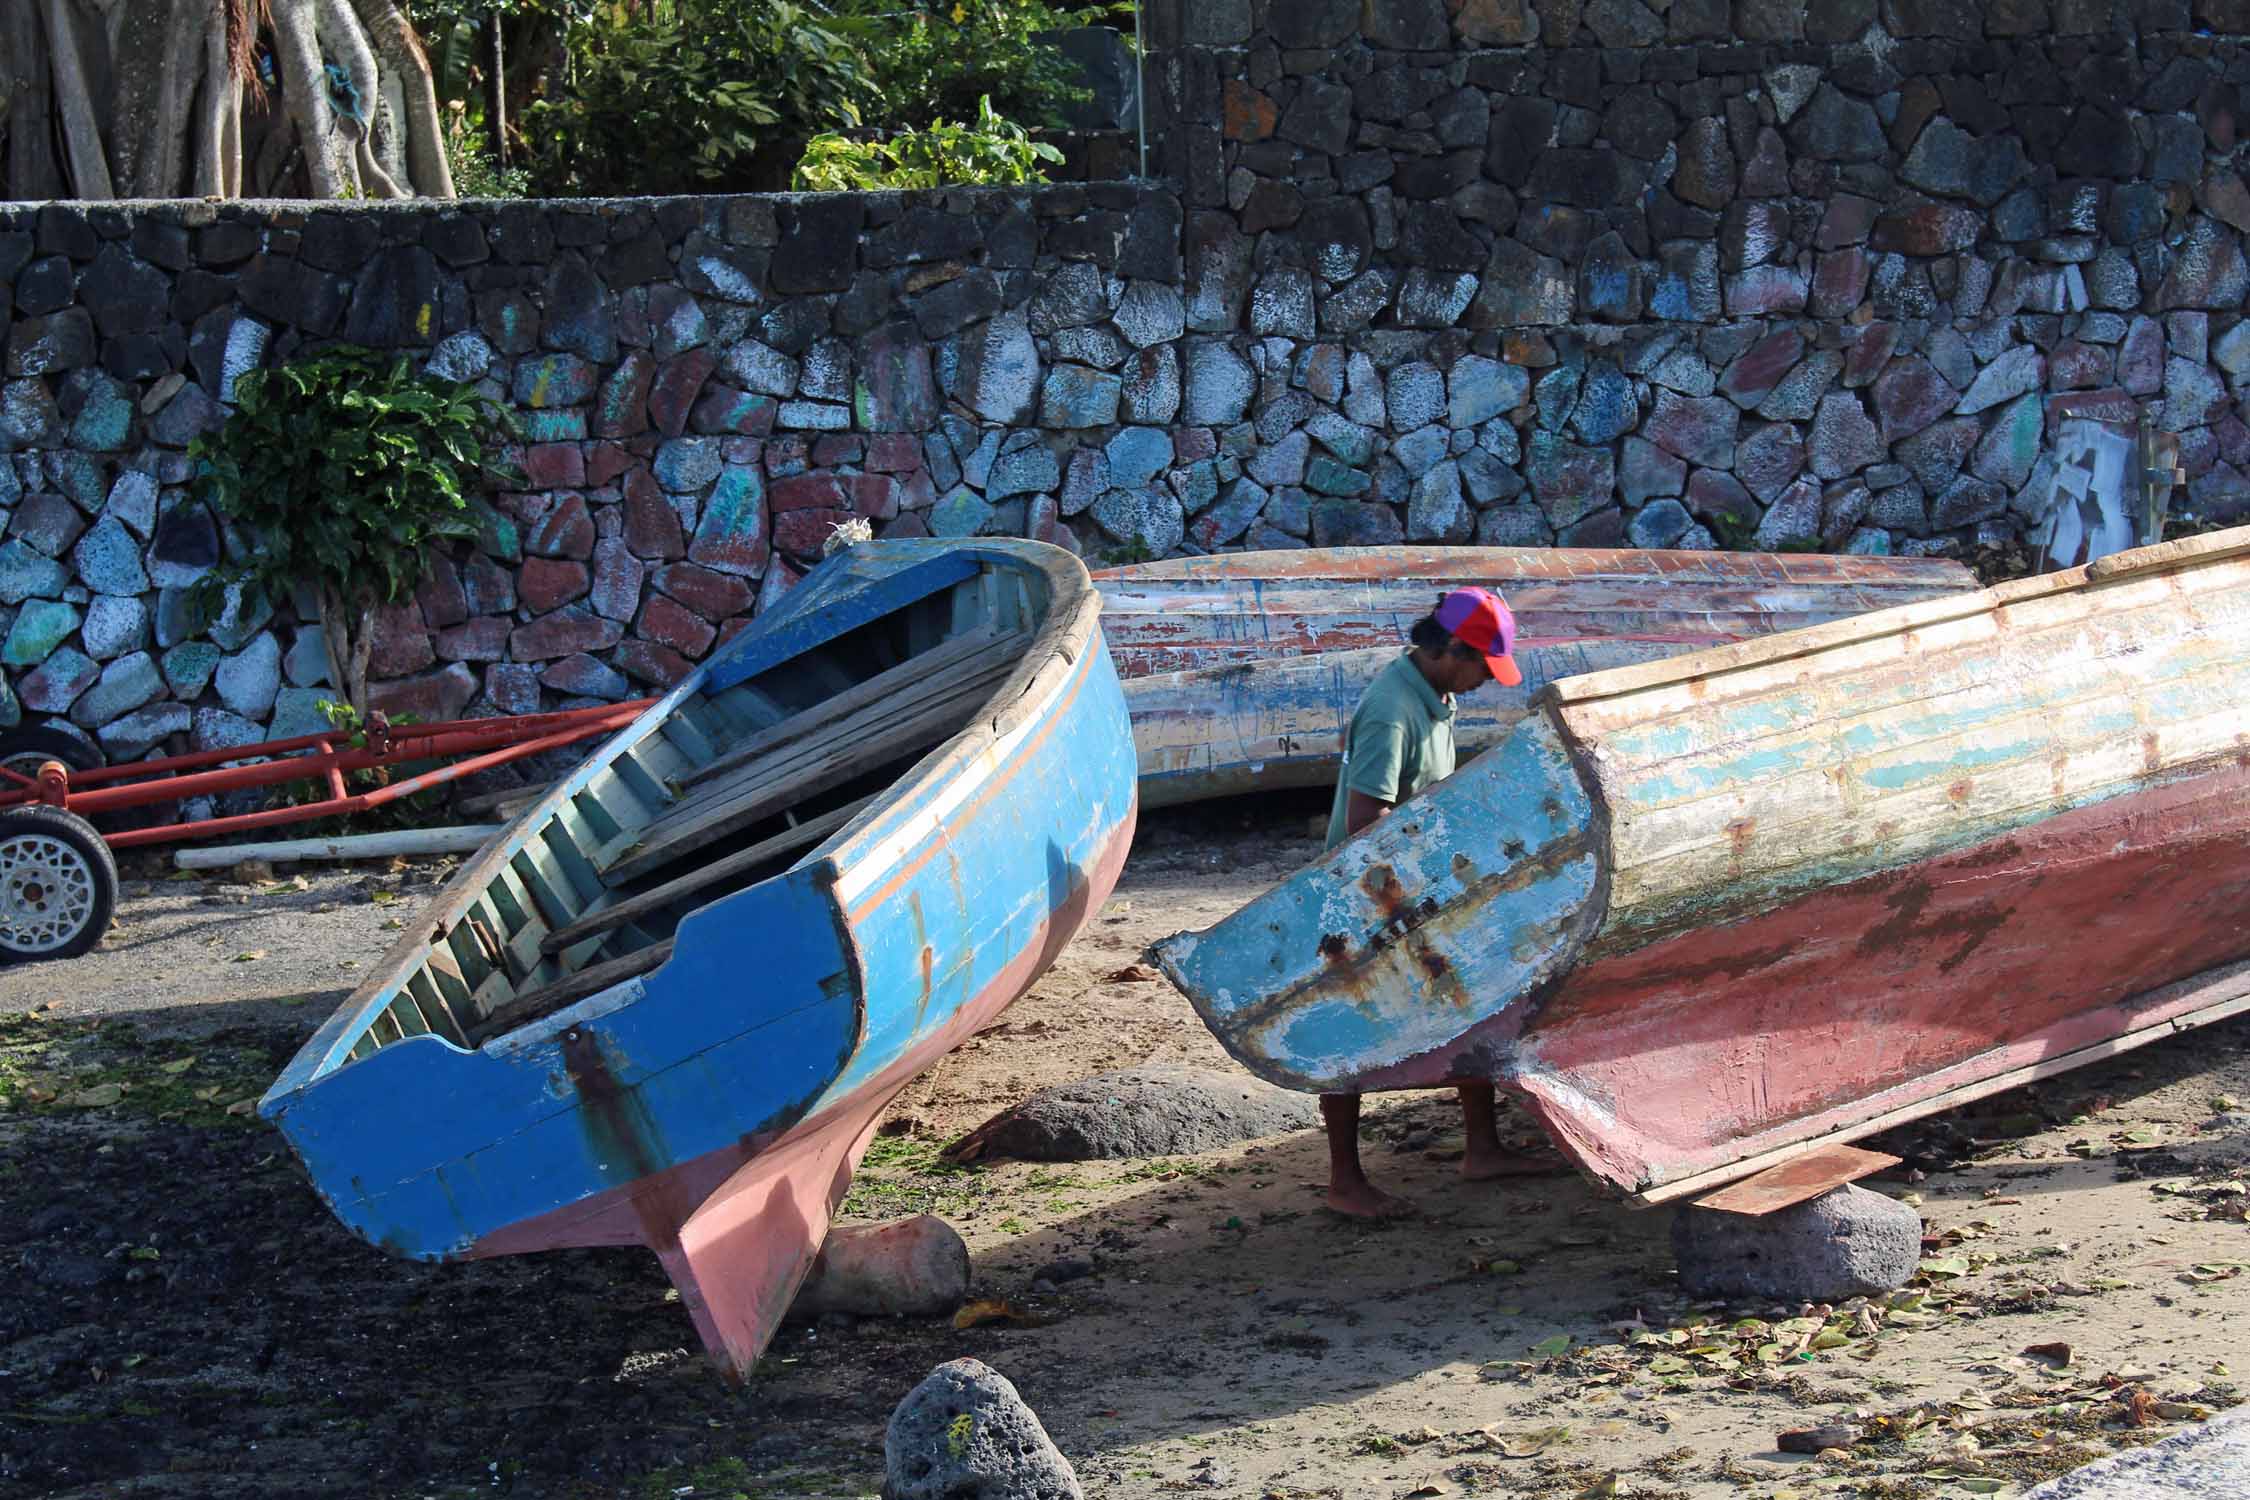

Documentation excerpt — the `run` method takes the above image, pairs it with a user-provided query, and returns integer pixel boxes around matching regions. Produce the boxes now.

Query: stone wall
[10,0,2250,762]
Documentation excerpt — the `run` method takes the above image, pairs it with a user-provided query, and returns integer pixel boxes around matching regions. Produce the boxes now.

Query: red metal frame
[0,702,655,849]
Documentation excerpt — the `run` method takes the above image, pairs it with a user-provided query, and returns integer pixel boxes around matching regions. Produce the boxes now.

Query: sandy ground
[1,795,2246,1499]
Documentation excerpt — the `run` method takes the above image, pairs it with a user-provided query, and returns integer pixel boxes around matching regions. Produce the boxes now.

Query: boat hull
[1156,530,2250,1201]
[262,541,1139,1379]
[1096,547,1977,807]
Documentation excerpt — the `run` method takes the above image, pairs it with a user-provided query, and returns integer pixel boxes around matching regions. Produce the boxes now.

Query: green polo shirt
[1325,651,1457,849]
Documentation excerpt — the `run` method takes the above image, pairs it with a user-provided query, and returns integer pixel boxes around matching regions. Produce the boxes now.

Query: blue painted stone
[1386,362,1446,431]
[1184,341,1256,425]
[930,486,996,538]
[1535,358,1584,433]
[1090,487,1185,556]
[954,310,1041,425]
[989,441,1062,501]
[4,600,79,666]
[216,631,283,720]
[1114,282,1185,348]
[0,673,18,730]
[1,380,60,448]
[1459,449,1524,503]
[688,467,767,576]
[723,340,798,397]
[426,331,494,383]
[73,515,150,595]
[777,401,850,431]
[1449,356,1529,428]
[57,453,108,512]
[1105,427,1174,488]
[268,687,336,741]
[69,373,134,451]
[1393,426,1450,477]
[285,629,331,687]
[0,539,68,604]
[654,438,723,492]
[1188,478,1267,549]
[1570,362,1640,445]
[1843,526,1895,555]
[511,354,599,409]
[1627,497,1695,548]
[1310,498,1405,547]
[1526,432,1618,529]
[105,470,159,538]
[80,594,149,659]
[1121,344,1181,424]
[522,409,589,442]
[1040,365,1123,429]
[205,581,276,652]
[69,650,163,729]
[192,706,264,754]
[11,492,88,557]
[163,641,222,698]
[98,702,191,759]
[17,647,98,713]
[1172,459,1222,514]
[1306,455,1371,496]
[1407,460,1470,542]
[1306,412,1378,466]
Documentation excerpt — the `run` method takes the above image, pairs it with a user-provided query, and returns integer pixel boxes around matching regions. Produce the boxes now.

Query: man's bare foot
[1325,1180,1417,1218]
[1461,1143,1556,1181]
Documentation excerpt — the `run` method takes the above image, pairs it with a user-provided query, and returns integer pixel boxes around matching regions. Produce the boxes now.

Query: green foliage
[528,0,873,195]
[795,96,1064,190]
[945,1413,976,1458]
[833,0,1128,131]
[443,103,532,198]
[187,347,515,627]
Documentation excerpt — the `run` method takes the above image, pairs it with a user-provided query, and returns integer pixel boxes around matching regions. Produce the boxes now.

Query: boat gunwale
[260,538,1103,1110]
[1539,526,2250,709]
[1091,544,1981,587]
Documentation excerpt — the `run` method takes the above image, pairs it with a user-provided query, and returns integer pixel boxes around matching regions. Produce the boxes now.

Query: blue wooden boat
[259,539,1138,1380]
[1094,547,1979,807]
[1156,529,2250,1206]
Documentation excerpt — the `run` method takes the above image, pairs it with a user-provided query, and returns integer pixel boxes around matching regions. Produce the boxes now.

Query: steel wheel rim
[0,831,97,953]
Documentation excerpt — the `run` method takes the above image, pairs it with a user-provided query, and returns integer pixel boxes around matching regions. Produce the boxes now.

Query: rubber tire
[0,726,102,779]
[0,804,118,961]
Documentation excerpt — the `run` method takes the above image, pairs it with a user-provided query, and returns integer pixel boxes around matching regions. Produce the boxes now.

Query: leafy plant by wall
[187,349,519,717]
[795,96,1065,190]
[830,1,1127,132]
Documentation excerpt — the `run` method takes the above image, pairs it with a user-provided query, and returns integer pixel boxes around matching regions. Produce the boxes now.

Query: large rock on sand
[791,1215,969,1321]
[884,1358,1082,1500]
[945,1065,1319,1162]
[1673,1183,1922,1303]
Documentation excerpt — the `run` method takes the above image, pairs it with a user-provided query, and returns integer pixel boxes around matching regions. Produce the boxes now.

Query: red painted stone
[435,615,511,662]
[650,347,718,439]
[511,605,624,662]
[866,433,924,473]
[519,557,591,613]
[1841,321,1899,389]
[593,350,655,440]
[895,470,937,511]
[483,661,542,715]
[528,494,596,560]
[1872,357,1958,444]
[770,473,848,512]
[592,499,622,540]
[2044,387,2139,436]
[587,440,637,488]
[811,435,865,466]
[1175,427,1219,462]
[591,537,646,623]
[1809,248,1871,319]
[369,663,478,723]
[881,511,933,539]
[415,553,469,629]
[615,639,694,688]
[367,600,434,677]
[654,560,753,622]
[1716,330,1805,408]
[689,385,779,438]
[522,443,587,489]
[2047,340,2114,391]
[541,651,629,700]
[772,506,853,559]
[623,464,687,560]
[765,436,811,475]
[1869,202,1983,255]
[637,595,717,658]
[2119,316,2165,396]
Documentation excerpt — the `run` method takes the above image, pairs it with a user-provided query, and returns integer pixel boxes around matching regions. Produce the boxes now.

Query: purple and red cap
[1434,587,1522,686]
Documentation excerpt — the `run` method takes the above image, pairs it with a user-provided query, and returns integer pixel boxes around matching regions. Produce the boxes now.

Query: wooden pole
[174,825,505,868]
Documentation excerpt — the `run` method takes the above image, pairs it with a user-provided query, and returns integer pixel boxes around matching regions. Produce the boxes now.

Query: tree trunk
[3,3,63,199]
[349,0,452,197]
[317,582,375,720]
[43,0,116,198]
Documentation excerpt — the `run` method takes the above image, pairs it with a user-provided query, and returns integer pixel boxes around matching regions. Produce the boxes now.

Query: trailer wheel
[0,726,101,781]
[0,805,118,961]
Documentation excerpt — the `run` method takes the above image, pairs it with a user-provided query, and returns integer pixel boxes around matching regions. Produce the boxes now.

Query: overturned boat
[1095,547,1979,807]
[1156,529,2250,1205]
[261,539,1137,1378]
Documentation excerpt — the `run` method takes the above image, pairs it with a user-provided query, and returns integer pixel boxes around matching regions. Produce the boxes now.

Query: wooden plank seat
[467,940,677,1044]
[601,632,1026,885]
[540,795,873,956]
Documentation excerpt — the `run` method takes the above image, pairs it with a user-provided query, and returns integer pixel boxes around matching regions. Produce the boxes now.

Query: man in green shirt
[1323,587,1542,1218]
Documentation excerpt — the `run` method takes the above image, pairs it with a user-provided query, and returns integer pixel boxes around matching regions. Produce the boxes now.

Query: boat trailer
[0,701,651,962]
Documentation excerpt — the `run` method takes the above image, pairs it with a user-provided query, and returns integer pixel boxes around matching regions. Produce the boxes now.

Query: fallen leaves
[950,1298,1034,1330]
[231,950,266,963]
[2024,1341,2073,1367]
[1495,1425,1569,1458]
[1104,963,1161,983]
[61,1082,124,1108]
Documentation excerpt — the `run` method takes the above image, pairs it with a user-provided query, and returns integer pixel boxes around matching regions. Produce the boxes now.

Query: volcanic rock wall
[6,0,2250,755]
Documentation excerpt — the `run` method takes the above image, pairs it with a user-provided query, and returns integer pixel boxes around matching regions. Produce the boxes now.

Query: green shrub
[527,0,873,195]
[795,96,1064,190]
[833,0,1129,131]
[188,348,518,716]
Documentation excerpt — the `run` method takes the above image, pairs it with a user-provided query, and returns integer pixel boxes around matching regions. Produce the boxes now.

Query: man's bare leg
[1458,1081,1547,1180]
[1321,1092,1414,1217]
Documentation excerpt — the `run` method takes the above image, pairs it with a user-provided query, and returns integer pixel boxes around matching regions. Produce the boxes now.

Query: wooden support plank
[1690,1144,1902,1217]
[679,628,1017,791]
[470,940,676,1042]
[542,795,873,956]
[605,675,998,885]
